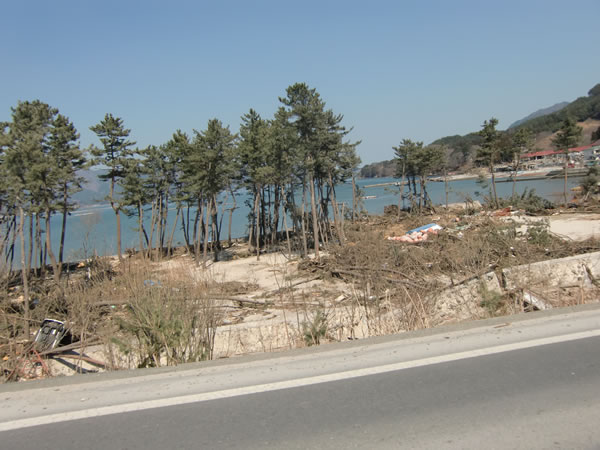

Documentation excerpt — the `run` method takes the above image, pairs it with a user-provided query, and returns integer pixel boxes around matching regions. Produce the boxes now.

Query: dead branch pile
[299,214,600,328]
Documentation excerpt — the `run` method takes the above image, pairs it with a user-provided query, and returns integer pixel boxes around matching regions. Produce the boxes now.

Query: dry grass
[299,213,600,334]
[1,256,227,380]
[3,209,600,381]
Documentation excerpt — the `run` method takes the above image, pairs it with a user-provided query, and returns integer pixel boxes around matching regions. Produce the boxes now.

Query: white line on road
[2,328,600,432]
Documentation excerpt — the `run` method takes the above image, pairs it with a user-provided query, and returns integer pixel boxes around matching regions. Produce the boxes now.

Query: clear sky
[2,0,599,164]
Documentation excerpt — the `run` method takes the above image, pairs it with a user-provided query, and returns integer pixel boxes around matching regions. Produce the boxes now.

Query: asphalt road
[2,307,600,449]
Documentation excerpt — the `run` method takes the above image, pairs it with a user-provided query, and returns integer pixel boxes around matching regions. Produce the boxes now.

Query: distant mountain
[72,169,111,207]
[508,102,569,129]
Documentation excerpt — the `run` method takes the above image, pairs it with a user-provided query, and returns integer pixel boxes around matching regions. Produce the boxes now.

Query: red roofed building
[522,145,591,161]
[522,150,556,160]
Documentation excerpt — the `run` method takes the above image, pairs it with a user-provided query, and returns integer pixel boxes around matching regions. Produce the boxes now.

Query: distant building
[522,145,591,164]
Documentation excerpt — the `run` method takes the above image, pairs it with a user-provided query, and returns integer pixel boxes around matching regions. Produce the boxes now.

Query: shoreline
[363,165,591,185]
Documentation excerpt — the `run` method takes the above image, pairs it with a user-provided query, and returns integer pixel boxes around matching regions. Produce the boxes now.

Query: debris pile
[387,223,443,243]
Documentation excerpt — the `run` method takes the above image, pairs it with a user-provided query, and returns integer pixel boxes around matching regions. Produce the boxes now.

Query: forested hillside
[360,82,600,178]
[359,160,396,178]
[512,84,600,134]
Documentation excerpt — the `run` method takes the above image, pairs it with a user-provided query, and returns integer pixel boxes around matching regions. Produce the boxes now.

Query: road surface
[1,305,600,449]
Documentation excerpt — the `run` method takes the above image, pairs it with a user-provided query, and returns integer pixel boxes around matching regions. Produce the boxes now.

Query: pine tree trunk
[218,192,228,248]
[490,163,499,208]
[45,211,60,283]
[8,216,17,274]
[289,183,299,234]
[564,152,569,207]
[161,193,168,251]
[59,184,68,264]
[28,214,34,277]
[156,195,163,258]
[115,209,122,261]
[254,188,261,261]
[511,156,518,199]
[418,176,424,212]
[138,201,145,259]
[195,199,203,265]
[309,172,320,260]
[328,174,344,243]
[399,163,407,220]
[444,168,449,209]
[272,186,280,245]
[211,196,219,262]
[35,213,43,277]
[0,217,14,270]
[281,186,292,258]
[352,176,357,223]
[148,199,157,260]
[227,187,236,246]
[192,203,199,248]
[109,177,123,263]
[183,204,191,250]
[202,200,209,268]
[19,206,30,339]
[300,179,308,258]
[261,187,267,249]
[167,207,181,256]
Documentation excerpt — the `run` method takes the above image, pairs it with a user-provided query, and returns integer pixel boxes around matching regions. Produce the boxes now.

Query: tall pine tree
[90,114,135,262]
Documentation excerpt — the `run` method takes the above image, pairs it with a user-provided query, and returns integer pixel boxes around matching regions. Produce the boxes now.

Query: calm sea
[5,176,579,266]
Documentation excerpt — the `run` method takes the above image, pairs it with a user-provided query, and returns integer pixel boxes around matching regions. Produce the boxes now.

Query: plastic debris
[143,279,162,287]
[387,223,442,243]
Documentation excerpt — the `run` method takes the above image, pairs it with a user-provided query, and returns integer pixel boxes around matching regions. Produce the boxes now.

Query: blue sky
[2,0,599,164]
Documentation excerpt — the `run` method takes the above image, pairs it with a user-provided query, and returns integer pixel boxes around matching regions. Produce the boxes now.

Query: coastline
[430,166,567,182]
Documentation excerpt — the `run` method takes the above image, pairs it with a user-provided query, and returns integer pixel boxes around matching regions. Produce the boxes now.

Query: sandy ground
[509,212,600,241]
[161,250,325,295]
[201,252,295,292]
[547,213,600,240]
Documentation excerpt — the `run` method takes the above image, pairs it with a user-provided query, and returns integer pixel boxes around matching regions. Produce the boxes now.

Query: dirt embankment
[534,118,600,150]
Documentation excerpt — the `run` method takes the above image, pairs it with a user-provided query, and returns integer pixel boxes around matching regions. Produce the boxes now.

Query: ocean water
[4,176,580,266]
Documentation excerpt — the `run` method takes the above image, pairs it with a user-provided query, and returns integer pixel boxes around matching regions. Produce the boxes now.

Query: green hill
[359,160,396,178]
[512,84,600,134]
[360,82,600,178]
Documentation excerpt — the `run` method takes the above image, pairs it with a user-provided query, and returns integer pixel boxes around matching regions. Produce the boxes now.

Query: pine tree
[552,117,583,207]
[2,100,57,337]
[279,83,360,257]
[119,155,148,257]
[394,139,416,216]
[90,114,136,262]
[190,119,237,264]
[47,113,85,270]
[164,130,194,251]
[509,128,533,198]
[279,83,326,259]
[238,109,270,258]
[477,118,501,208]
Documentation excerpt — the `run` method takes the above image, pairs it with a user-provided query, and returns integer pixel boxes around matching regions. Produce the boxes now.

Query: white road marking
[2,329,600,432]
